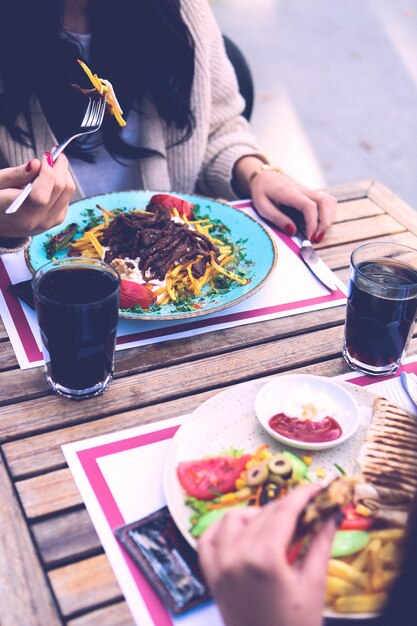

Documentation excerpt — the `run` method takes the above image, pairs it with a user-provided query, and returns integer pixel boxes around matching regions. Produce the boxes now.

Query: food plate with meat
[25,190,277,320]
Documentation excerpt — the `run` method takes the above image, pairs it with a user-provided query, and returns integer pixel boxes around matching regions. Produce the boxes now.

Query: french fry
[328,559,369,590]
[367,538,382,553]
[368,549,385,593]
[351,548,369,572]
[326,576,362,598]
[326,529,405,614]
[370,568,400,593]
[369,529,405,543]
[333,592,387,614]
[379,541,400,568]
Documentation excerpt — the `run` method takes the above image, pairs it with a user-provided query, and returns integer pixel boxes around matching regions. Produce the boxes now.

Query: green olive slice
[245,463,269,486]
[268,473,286,486]
[267,453,293,479]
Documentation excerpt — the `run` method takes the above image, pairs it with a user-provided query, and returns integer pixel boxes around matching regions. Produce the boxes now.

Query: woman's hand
[0,153,76,239]
[233,156,337,242]
[198,485,337,626]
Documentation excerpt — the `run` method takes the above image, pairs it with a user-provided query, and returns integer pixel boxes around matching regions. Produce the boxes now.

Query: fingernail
[311,233,317,243]
[316,231,324,243]
[25,160,32,173]
[285,224,296,236]
[44,152,54,168]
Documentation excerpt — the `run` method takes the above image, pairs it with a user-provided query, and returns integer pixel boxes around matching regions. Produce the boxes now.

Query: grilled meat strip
[102,204,220,280]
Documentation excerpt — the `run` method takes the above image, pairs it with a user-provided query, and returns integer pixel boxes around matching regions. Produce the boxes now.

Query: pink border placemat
[77,425,180,626]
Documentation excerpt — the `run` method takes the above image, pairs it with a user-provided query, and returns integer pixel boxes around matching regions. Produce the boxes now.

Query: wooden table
[1,180,416,626]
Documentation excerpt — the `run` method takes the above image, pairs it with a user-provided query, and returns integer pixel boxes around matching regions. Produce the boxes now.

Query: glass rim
[350,242,417,290]
[32,257,120,307]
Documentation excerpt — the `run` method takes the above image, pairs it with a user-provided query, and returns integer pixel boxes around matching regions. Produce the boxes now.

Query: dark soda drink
[34,262,119,398]
[344,257,417,374]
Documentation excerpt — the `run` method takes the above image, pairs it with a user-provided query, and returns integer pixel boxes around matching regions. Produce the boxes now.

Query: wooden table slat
[32,508,101,568]
[67,602,134,626]
[0,454,61,626]
[368,180,417,236]
[48,554,122,617]
[323,179,372,201]
[0,342,21,370]
[317,230,417,269]
[17,468,84,519]
[317,213,405,248]
[334,197,384,222]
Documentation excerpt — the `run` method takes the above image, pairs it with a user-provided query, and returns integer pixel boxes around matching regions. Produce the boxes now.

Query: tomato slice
[339,504,374,531]
[119,280,157,309]
[149,193,195,220]
[177,455,250,501]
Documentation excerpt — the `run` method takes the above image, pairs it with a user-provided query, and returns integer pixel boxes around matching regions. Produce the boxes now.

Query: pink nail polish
[44,152,54,168]
[25,160,32,173]
[285,224,296,236]
[316,231,324,243]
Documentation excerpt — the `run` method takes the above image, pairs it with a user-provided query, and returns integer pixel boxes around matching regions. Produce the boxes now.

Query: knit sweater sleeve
[182,0,266,199]
[0,237,30,255]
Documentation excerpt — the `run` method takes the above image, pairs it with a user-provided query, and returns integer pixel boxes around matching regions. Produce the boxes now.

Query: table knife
[400,372,417,411]
[280,205,338,293]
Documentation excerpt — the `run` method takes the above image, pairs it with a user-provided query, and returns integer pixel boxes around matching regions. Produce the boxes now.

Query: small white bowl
[255,374,360,451]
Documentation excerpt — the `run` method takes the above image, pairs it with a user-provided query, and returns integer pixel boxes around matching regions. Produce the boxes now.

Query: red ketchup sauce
[268,413,342,443]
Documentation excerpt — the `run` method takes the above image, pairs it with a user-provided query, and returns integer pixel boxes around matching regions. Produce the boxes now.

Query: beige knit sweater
[0,0,264,254]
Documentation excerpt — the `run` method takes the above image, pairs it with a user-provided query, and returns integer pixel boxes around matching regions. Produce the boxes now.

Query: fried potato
[328,559,368,590]
[327,576,362,598]
[371,570,400,593]
[369,528,405,542]
[326,529,404,613]
[369,549,385,593]
[333,592,387,614]
[351,548,368,572]
[379,541,401,568]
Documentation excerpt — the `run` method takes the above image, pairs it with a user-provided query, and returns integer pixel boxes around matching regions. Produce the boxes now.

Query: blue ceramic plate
[25,190,277,320]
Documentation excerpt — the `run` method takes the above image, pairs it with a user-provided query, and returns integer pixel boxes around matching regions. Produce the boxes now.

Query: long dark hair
[0,0,195,161]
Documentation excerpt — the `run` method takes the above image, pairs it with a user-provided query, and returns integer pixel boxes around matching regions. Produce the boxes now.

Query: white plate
[163,376,377,621]
[255,374,361,450]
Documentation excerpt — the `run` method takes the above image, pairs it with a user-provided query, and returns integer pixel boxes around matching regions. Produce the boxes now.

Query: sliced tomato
[119,280,157,310]
[339,504,374,531]
[177,455,250,501]
[149,193,195,220]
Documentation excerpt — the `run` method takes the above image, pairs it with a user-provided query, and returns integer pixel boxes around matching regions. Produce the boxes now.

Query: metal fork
[6,93,107,215]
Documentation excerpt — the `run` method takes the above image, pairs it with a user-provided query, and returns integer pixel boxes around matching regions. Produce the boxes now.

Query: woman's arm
[184,0,336,241]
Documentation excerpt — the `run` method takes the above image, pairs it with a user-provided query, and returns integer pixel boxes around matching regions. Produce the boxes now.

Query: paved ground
[212,0,417,210]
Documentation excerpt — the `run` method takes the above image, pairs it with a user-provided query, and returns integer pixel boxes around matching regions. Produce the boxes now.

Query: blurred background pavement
[212,0,417,209]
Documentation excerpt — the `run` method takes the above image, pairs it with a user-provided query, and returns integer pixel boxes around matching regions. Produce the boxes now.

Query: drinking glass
[32,258,120,399]
[343,242,417,376]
